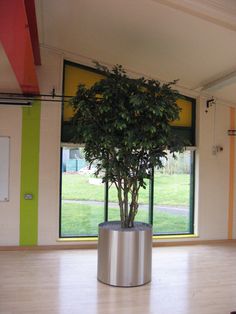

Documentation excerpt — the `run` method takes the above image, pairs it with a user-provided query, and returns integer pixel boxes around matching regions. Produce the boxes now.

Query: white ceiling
[2,0,236,105]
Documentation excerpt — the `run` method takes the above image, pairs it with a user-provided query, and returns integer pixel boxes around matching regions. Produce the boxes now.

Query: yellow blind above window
[63,64,104,121]
[63,62,193,128]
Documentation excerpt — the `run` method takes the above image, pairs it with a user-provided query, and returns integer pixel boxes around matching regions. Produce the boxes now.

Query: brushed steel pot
[97,221,152,287]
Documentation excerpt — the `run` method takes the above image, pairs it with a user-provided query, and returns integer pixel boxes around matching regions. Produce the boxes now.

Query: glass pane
[61,147,105,237]
[153,150,192,234]
[108,181,149,223]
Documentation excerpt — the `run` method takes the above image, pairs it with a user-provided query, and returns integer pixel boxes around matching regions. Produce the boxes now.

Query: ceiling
[1,0,236,105]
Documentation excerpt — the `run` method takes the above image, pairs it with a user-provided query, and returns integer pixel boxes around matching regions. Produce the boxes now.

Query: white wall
[0,106,22,245]
[0,47,235,245]
[197,97,230,240]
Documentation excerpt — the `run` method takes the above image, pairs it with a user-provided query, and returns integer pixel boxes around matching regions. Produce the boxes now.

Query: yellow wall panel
[63,63,193,127]
[63,64,104,121]
[170,98,192,127]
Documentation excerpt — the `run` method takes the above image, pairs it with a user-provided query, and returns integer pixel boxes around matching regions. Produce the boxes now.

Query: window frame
[150,148,196,236]
[59,60,196,238]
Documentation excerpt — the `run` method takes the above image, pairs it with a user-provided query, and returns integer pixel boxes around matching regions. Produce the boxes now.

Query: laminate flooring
[1,244,236,314]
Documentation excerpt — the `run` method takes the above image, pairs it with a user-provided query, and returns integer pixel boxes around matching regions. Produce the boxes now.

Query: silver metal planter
[97,221,152,287]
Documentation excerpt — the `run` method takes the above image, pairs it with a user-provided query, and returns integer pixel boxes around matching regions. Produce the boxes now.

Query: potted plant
[70,63,186,287]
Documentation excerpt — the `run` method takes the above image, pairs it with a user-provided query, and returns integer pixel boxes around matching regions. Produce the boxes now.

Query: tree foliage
[70,63,186,228]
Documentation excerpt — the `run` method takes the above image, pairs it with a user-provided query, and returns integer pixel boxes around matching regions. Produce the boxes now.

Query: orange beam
[0,0,39,94]
[228,107,235,239]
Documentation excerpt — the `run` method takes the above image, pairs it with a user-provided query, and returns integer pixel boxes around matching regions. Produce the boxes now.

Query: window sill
[153,234,198,240]
[58,234,199,243]
[57,237,97,242]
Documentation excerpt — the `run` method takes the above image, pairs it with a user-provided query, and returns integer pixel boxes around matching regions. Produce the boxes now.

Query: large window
[60,147,194,237]
[60,60,196,238]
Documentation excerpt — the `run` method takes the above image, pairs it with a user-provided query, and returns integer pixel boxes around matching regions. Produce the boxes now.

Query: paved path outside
[62,199,188,216]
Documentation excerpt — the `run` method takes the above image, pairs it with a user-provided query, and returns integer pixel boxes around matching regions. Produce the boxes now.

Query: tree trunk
[123,182,129,227]
[128,182,139,227]
[115,181,125,227]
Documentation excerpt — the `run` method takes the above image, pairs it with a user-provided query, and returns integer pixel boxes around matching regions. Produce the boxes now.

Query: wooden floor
[1,244,236,314]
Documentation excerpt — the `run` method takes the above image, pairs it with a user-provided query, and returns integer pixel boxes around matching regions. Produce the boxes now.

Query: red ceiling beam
[0,0,40,94]
[24,0,41,66]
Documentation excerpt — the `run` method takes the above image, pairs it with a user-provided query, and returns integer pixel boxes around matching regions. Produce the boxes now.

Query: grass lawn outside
[61,173,191,236]
[62,173,190,206]
[61,202,189,237]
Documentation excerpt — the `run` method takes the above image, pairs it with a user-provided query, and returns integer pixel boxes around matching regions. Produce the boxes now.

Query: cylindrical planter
[97,221,152,287]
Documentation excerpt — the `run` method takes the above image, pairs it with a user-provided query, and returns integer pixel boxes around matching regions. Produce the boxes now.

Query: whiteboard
[0,137,10,201]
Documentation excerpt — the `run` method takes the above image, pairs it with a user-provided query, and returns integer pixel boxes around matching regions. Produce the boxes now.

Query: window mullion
[149,167,154,225]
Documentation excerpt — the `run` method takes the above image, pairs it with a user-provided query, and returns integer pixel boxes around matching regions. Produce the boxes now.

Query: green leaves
[70,63,186,227]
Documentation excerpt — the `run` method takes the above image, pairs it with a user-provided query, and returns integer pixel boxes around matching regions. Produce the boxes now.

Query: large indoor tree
[70,63,186,228]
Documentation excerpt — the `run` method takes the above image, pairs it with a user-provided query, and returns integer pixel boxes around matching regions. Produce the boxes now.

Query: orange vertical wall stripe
[228,107,235,239]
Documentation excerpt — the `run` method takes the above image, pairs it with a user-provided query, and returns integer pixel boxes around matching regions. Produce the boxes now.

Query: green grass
[62,173,190,206]
[61,203,189,236]
[61,173,190,236]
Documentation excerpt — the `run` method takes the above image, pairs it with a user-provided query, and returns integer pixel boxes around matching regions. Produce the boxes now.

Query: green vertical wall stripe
[20,101,41,246]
